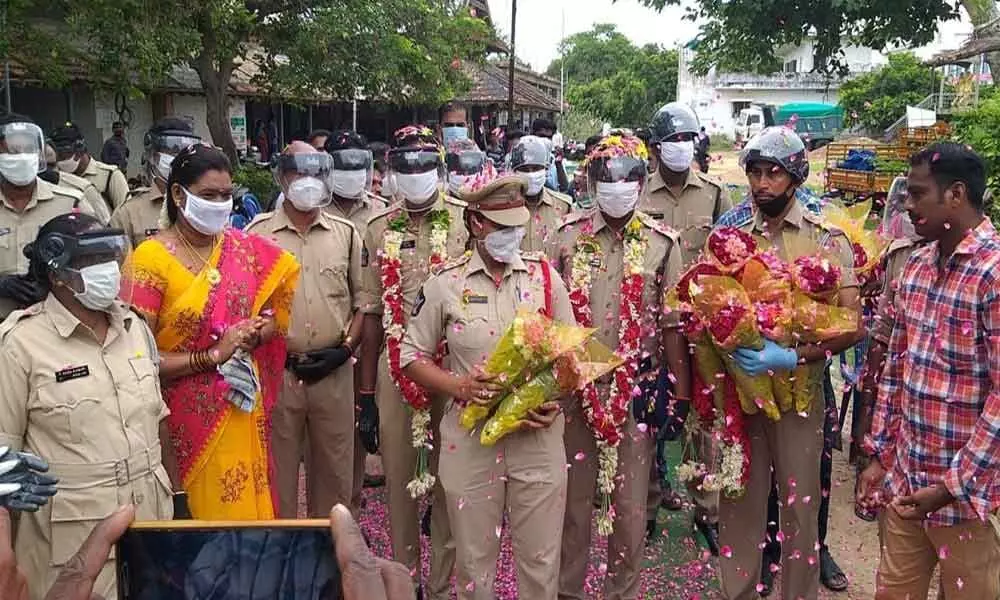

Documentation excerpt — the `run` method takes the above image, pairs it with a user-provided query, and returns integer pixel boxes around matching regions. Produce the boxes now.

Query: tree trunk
[961,0,1000,83]
[191,16,239,165]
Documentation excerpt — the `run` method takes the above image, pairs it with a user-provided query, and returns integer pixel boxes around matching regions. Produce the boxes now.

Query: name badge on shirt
[0,228,11,237]
[589,257,602,268]
[361,246,369,267]
[400,239,416,250]
[412,288,426,316]
[55,365,90,383]
[466,295,488,304]
[144,228,159,237]
[646,212,664,220]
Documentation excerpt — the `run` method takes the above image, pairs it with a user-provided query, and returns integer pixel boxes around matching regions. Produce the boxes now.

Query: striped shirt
[868,218,1000,526]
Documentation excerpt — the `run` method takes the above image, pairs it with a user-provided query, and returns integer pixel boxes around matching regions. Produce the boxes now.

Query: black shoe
[646,518,657,542]
[820,546,849,592]
[421,505,432,537]
[416,585,424,600]
[759,565,774,597]
[363,474,386,488]
[693,518,720,557]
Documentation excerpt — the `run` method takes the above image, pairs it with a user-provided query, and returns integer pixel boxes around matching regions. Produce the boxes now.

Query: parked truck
[735,102,844,149]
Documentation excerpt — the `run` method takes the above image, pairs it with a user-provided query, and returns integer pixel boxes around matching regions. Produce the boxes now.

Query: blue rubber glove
[732,340,798,376]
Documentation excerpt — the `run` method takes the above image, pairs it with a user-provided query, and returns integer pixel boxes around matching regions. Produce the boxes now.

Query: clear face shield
[0,123,45,186]
[46,229,129,294]
[445,150,486,195]
[880,176,918,241]
[328,148,374,201]
[509,136,551,171]
[145,132,202,183]
[274,152,334,209]
[387,147,444,204]
[585,154,647,197]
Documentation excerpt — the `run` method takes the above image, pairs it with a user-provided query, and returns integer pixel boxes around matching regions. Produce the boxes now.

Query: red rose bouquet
[705,226,758,274]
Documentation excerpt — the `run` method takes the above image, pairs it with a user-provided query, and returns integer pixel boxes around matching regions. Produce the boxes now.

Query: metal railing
[713,71,846,89]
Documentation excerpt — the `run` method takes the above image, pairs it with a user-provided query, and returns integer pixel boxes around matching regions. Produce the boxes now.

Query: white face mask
[181,187,232,235]
[0,153,40,186]
[447,173,474,196]
[56,157,80,173]
[72,261,121,311]
[395,171,440,206]
[286,176,330,211]
[155,153,174,181]
[596,181,641,218]
[659,141,695,172]
[524,170,547,196]
[331,169,368,200]
[482,225,526,263]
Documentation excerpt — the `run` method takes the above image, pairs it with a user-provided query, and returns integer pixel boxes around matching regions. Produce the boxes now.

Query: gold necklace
[176,229,222,285]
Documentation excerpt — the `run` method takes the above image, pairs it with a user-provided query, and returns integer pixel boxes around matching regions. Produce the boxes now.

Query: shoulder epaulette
[50,183,85,203]
[546,189,574,208]
[432,250,473,275]
[695,171,723,190]
[521,251,547,262]
[886,238,916,256]
[367,202,403,226]
[326,212,359,233]
[444,194,468,208]
[365,192,390,208]
[93,161,118,173]
[558,208,595,231]
[0,305,43,344]
[246,211,276,230]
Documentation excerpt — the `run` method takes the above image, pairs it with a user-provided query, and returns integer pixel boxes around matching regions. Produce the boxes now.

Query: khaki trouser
[273,365,355,518]
[560,397,653,600]
[440,405,567,600]
[718,400,824,600]
[376,351,454,599]
[876,506,1000,599]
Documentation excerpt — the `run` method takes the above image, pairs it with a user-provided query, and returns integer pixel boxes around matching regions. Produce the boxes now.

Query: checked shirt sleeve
[866,277,907,470]
[942,280,1000,520]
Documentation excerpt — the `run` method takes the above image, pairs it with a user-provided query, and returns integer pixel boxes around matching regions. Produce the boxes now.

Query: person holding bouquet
[716,127,862,600]
[549,134,690,600]
[401,175,575,600]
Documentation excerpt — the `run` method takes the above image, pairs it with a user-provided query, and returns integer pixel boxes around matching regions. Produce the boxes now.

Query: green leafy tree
[952,91,1000,221]
[547,24,677,127]
[3,1,488,162]
[838,53,938,131]
[626,0,1000,78]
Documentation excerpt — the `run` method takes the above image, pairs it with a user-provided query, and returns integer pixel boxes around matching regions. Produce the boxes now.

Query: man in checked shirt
[858,142,1000,600]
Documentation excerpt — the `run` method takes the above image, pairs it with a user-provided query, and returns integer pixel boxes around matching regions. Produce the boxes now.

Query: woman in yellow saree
[121,144,299,520]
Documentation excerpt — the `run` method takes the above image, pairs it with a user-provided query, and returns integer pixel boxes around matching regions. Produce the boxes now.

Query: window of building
[784,59,798,73]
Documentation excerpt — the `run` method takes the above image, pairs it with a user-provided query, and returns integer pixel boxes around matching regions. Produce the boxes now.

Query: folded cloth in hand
[219,349,259,413]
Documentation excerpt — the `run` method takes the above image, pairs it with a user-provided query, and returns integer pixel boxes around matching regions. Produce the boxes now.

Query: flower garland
[572,216,647,535]
[380,207,451,498]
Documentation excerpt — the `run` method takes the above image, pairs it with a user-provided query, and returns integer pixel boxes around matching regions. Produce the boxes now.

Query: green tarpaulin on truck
[775,103,844,121]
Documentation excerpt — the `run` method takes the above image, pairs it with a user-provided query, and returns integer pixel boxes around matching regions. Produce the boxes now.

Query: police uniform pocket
[679,223,711,255]
[129,356,162,416]
[449,305,493,354]
[321,266,351,298]
[49,485,119,565]
[33,384,100,445]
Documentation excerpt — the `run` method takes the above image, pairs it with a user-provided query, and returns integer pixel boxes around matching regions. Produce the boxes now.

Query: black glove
[0,447,58,512]
[357,392,379,455]
[172,492,193,519]
[291,345,352,385]
[0,275,45,307]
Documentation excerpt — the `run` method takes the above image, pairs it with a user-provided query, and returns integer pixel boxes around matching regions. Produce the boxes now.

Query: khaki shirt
[400,249,575,380]
[0,296,173,597]
[324,193,389,233]
[735,200,859,290]
[0,179,96,318]
[55,171,111,224]
[247,208,363,353]
[641,168,729,267]
[872,238,920,344]
[548,210,683,369]
[523,188,573,253]
[79,158,130,211]
[360,195,469,318]
[110,186,164,249]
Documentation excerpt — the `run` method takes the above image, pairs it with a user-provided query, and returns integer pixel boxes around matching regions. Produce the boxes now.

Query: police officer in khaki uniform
[50,122,130,212]
[247,142,363,519]
[111,118,201,249]
[358,125,465,599]
[323,130,389,514]
[402,174,574,600]
[0,214,180,600]
[0,114,97,320]
[41,143,111,224]
[510,135,573,252]
[721,127,860,600]
[549,135,689,600]
[645,102,730,549]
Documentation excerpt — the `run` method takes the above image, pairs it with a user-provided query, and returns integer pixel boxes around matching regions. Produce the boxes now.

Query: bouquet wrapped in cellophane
[820,199,887,281]
[459,310,594,430]
[480,338,622,446]
[688,274,781,420]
